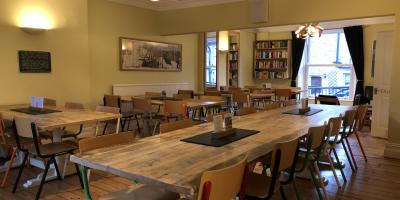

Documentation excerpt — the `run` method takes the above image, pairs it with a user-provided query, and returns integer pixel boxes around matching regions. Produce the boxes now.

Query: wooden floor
[0,128,399,200]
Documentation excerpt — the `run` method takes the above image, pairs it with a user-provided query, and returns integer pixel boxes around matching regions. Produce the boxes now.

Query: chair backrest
[308,125,327,149]
[315,95,340,105]
[44,98,57,107]
[160,119,200,133]
[197,155,247,200]
[0,113,6,144]
[343,109,357,130]
[13,117,35,139]
[270,137,299,172]
[178,90,194,98]
[356,105,368,131]
[145,92,162,98]
[286,99,298,106]
[199,95,223,102]
[132,98,152,114]
[232,91,248,104]
[275,89,292,98]
[79,132,134,154]
[204,90,221,96]
[206,112,230,122]
[327,116,343,139]
[264,103,280,111]
[244,85,259,93]
[164,100,187,117]
[236,107,256,116]
[95,106,120,114]
[253,89,273,94]
[228,87,242,93]
[103,95,121,108]
[173,93,192,100]
[65,102,85,110]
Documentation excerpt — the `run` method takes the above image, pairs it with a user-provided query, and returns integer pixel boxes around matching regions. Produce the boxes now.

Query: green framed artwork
[18,50,51,73]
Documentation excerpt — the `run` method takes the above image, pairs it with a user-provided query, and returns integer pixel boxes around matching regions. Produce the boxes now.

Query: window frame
[300,29,357,100]
[204,32,219,90]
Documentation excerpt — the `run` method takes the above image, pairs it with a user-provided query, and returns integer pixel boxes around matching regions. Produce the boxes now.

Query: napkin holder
[212,128,236,139]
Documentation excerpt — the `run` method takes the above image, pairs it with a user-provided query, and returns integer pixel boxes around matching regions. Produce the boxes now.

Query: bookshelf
[253,39,292,80]
[227,32,240,88]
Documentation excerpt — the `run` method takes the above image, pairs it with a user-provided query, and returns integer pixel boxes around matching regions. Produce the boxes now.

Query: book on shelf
[256,60,287,69]
[228,52,238,60]
[255,40,288,49]
[255,50,288,59]
[254,70,289,80]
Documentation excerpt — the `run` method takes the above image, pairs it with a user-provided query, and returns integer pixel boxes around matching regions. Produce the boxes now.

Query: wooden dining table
[70,104,353,199]
[0,104,122,188]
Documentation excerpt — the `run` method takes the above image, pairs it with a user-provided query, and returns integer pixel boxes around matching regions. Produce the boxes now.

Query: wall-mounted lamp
[19,9,52,35]
[218,31,229,52]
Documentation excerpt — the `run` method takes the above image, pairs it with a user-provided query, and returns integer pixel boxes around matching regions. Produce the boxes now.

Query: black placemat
[283,108,323,116]
[181,128,259,147]
[10,107,62,115]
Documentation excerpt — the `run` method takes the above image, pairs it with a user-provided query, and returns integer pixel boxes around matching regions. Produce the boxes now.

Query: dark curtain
[343,26,364,102]
[291,31,306,87]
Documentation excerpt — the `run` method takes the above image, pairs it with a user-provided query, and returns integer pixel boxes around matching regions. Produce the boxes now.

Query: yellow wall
[88,0,199,106]
[217,52,227,88]
[0,0,90,106]
[239,31,256,87]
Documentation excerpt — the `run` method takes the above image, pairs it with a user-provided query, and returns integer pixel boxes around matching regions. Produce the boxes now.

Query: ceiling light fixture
[295,23,324,39]
[150,0,159,2]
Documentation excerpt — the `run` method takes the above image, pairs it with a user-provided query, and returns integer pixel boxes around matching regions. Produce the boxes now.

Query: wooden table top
[0,104,121,130]
[121,96,223,108]
[70,104,353,196]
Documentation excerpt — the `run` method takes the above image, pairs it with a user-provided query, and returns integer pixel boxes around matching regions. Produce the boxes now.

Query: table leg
[94,121,99,136]
[116,118,120,133]
[79,165,93,200]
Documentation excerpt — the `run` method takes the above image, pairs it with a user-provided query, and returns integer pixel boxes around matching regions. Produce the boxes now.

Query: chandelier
[295,23,324,39]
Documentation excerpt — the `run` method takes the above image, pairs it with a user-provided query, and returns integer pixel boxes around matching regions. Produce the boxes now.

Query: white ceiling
[251,16,395,32]
[110,0,244,11]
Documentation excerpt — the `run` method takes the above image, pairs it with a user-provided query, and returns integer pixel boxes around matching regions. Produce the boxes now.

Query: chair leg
[74,163,84,189]
[326,151,341,189]
[308,165,323,200]
[332,148,347,182]
[314,161,329,200]
[135,115,141,134]
[354,131,368,162]
[292,179,301,200]
[345,138,358,170]
[12,152,28,193]
[341,141,355,172]
[35,158,52,200]
[51,157,62,180]
[1,147,17,187]
[102,123,108,135]
[279,186,287,200]
[79,165,93,200]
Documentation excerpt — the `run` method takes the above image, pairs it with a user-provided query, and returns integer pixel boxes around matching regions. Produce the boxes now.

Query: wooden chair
[232,91,249,110]
[252,89,273,107]
[132,98,163,136]
[12,117,78,200]
[178,90,194,98]
[199,96,224,117]
[0,114,33,187]
[79,132,179,200]
[197,155,248,200]
[160,119,200,134]
[43,98,56,107]
[164,100,187,122]
[315,95,340,105]
[104,95,133,132]
[274,89,292,106]
[236,107,257,116]
[353,105,368,162]
[326,116,347,184]
[338,110,358,172]
[204,90,221,96]
[62,102,85,140]
[95,106,120,135]
[245,138,299,199]
[264,103,281,111]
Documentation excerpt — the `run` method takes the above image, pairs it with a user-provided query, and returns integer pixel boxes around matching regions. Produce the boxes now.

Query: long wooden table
[70,104,353,199]
[0,104,122,188]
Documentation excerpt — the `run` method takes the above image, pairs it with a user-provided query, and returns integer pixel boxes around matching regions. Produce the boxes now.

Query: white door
[371,31,394,138]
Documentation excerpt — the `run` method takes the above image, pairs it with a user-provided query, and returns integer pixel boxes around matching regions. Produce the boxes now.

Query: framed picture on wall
[119,37,182,71]
[18,50,51,73]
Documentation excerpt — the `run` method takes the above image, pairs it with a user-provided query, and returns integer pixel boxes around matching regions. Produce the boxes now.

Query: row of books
[255,41,288,49]
[255,50,288,59]
[254,71,289,80]
[256,60,287,69]
[228,52,238,60]
[230,62,238,70]
[230,43,238,51]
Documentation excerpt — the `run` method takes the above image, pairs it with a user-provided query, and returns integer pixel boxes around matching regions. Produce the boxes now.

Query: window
[300,29,356,100]
[205,32,217,89]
